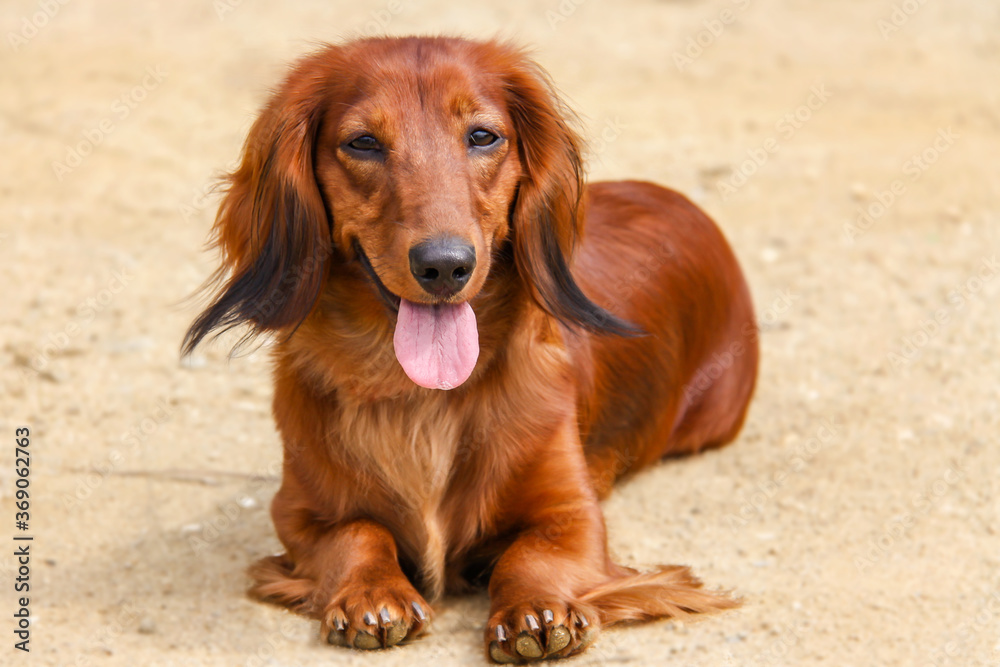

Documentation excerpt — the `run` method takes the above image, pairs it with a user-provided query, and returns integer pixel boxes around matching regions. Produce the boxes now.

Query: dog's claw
[486,602,599,662]
[324,585,431,653]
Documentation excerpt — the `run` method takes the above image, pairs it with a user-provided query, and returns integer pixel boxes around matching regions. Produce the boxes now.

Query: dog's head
[183,37,636,389]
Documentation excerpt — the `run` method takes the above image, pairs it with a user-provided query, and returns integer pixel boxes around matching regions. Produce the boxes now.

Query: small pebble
[138,617,156,634]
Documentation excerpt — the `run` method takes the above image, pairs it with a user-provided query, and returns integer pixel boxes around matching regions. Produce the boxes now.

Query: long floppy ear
[182,53,333,355]
[499,48,641,336]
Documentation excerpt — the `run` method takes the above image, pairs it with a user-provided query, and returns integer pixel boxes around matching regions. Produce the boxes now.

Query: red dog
[184,36,757,663]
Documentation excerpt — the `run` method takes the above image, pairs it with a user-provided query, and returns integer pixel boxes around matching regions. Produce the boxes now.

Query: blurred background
[1,1,998,665]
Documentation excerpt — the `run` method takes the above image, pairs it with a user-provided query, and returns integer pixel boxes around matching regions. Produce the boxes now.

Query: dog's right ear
[182,50,337,356]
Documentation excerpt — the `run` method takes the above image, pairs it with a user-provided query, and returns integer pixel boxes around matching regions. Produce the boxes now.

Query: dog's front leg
[483,420,613,663]
[251,479,430,650]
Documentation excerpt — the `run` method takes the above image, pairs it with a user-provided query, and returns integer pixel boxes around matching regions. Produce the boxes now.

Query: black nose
[409,237,476,297]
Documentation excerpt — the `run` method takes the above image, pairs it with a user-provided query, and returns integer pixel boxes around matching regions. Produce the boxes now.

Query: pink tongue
[393,299,479,390]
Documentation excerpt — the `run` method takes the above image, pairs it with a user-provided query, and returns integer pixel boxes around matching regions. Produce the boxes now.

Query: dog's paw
[485,599,599,663]
[322,580,430,650]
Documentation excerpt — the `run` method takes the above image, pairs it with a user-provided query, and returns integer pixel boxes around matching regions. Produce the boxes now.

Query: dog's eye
[347,135,381,152]
[468,129,498,148]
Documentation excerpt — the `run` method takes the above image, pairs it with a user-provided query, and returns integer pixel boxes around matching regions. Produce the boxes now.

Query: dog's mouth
[353,240,480,391]
[353,240,402,312]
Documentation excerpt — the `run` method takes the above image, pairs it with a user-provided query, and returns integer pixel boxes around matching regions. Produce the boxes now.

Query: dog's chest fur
[334,391,469,599]
[293,305,571,600]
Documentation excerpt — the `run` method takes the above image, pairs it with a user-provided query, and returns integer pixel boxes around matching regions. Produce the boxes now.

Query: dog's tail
[247,553,316,613]
[581,564,740,627]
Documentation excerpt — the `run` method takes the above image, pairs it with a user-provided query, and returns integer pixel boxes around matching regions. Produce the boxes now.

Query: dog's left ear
[497,46,640,336]
[183,50,337,355]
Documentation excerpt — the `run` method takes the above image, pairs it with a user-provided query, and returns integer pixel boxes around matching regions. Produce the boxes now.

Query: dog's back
[569,181,758,494]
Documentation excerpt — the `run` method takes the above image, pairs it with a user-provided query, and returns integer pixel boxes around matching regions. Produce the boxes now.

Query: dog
[183,36,758,663]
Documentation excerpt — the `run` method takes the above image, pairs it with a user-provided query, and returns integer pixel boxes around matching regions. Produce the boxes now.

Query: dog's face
[183,37,635,389]
[315,49,521,309]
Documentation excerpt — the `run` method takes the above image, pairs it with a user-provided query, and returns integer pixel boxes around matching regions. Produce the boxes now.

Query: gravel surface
[2,1,998,665]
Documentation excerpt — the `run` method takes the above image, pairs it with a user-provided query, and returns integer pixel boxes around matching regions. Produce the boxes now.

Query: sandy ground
[2,0,999,665]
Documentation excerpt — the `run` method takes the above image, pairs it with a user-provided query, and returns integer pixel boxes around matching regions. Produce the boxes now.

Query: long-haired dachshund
[184,36,757,663]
